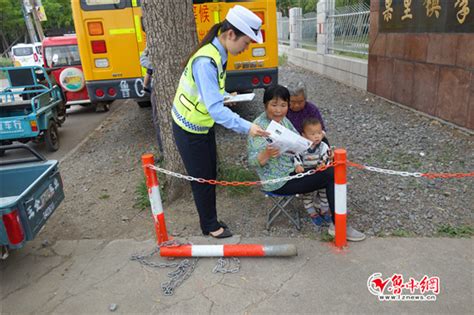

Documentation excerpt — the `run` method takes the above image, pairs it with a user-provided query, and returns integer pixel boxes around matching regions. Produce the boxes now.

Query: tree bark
[142,0,198,201]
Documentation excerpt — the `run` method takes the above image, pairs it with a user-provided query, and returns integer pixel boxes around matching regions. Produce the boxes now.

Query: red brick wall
[368,1,474,130]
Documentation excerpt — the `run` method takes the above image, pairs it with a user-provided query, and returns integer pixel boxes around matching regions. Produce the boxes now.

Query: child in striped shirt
[294,117,333,231]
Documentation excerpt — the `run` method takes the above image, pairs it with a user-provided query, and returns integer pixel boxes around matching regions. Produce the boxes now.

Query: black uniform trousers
[172,121,220,233]
[272,167,336,223]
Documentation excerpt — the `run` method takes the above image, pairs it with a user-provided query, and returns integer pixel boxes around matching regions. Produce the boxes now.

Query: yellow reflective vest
[172,43,226,134]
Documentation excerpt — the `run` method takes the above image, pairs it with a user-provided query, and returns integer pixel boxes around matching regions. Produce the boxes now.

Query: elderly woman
[286,82,325,134]
[247,84,365,241]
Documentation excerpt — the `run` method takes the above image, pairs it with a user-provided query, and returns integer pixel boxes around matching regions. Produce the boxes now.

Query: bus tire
[137,101,151,108]
[45,120,60,152]
[93,102,111,112]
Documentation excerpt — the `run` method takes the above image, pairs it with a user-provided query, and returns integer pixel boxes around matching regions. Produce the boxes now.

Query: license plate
[0,120,23,133]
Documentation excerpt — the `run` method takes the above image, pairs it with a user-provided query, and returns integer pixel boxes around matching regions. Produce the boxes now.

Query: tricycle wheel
[1,245,9,260]
[45,120,60,152]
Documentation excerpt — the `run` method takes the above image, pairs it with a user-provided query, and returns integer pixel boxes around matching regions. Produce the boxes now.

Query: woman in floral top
[247,84,365,241]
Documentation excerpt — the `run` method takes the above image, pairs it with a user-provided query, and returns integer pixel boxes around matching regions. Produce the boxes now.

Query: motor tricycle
[0,144,64,259]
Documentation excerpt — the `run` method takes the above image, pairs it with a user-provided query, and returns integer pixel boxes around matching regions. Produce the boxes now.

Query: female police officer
[172,5,268,238]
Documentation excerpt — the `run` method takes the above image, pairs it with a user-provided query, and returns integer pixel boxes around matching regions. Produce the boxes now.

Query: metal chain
[347,161,423,178]
[212,257,241,274]
[131,240,242,296]
[146,162,334,186]
[161,257,199,296]
[130,240,199,296]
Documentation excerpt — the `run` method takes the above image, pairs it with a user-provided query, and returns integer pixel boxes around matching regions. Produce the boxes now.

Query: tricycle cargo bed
[0,147,64,248]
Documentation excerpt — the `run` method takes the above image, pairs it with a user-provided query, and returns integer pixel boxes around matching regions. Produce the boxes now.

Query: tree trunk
[142,0,198,201]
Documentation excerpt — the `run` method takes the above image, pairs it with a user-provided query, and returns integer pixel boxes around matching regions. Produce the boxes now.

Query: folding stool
[263,191,301,230]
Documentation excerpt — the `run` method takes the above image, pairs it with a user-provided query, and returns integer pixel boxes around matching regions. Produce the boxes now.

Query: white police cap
[225,5,263,44]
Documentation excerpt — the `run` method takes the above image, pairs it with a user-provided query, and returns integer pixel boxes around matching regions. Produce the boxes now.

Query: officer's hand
[249,124,270,137]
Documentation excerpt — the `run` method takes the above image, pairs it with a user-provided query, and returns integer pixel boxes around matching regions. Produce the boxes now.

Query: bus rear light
[261,30,266,42]
[254,11,265,24]
[107,87,116,96]
[88,21,104,35]
[252,48,266,57]
[251,76,260,85]
[94,58,109,68]
[91,40,107,54]
[30,120,38,132]
[3,210,25,245]
[263,75,272,85]
[95,88,105,97]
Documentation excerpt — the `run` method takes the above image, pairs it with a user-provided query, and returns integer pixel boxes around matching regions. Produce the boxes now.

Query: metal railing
[327,2,370,55]
[296,14,318,50]
[277,17,290,46]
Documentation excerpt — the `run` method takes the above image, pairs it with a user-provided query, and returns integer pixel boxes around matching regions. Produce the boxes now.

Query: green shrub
[278,54,288,66]
[436,224,473,238]
[0,57,13,67]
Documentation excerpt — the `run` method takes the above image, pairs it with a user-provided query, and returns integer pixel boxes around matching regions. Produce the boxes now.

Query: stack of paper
[265,120,312,155]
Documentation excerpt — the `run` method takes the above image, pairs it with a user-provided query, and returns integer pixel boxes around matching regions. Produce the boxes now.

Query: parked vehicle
[0,66,66,153]
[11,43,43,67]
[0,144,64,259]
[70,0,278,107]
[42,35,91,107]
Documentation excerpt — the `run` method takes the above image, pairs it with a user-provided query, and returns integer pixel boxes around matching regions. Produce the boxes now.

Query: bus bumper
[225,68,278,92]
[85,78,150,103]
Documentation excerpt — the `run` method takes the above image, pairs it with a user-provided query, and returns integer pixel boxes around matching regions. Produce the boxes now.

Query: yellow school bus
[71,0,278,104]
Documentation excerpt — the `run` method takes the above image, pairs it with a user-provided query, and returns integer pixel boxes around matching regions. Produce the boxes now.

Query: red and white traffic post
[141,154,169,245]
[334,149,347,248]
[160,244,297,257]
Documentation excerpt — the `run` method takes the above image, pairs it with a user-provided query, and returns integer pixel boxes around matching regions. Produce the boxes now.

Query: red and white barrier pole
[334,149,347,248]
[160,244,297,257]
[142,154,169,245]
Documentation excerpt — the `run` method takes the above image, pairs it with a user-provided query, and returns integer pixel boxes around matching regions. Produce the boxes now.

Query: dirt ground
[40,99,299,244]
[39,64,473,244]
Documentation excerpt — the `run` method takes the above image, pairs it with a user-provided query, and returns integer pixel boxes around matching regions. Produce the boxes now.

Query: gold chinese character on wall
[402,0,413,21]
[455,0,470,24]
[424,0,442,18]
[383,0,394,22]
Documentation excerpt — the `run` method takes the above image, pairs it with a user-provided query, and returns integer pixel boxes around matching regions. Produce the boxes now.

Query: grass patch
[99,194,110,200]
[334,51,368,60]
[436,224,473,238]
[218,164,259,196]
[320,230,334,242]
[134,178,150,211]
[278,54,288,66]
[391,229,413,237]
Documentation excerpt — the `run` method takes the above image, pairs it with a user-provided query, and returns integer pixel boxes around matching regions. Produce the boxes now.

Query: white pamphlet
[265,120,312,156]
[223,93,255,104]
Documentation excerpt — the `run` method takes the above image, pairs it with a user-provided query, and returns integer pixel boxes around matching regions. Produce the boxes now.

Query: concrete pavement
[1,236,472,314]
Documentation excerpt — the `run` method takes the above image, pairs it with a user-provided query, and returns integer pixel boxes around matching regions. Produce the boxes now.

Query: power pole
[22,0,38,43]
[30,0,45,41]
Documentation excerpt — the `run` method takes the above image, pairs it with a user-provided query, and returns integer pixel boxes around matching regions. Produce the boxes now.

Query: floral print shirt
[247,112,298,192]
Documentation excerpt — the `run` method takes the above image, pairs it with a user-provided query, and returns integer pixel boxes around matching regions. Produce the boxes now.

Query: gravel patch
[39,64,473,243]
